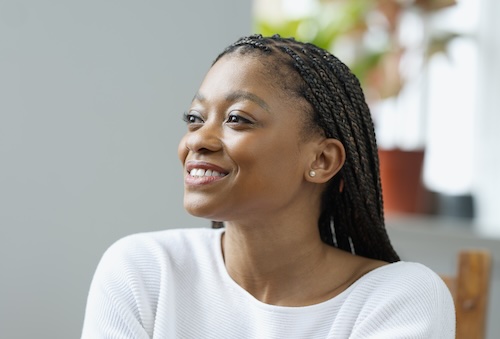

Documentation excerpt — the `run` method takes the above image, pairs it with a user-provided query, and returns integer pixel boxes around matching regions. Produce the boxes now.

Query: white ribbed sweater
[82,228,455,338]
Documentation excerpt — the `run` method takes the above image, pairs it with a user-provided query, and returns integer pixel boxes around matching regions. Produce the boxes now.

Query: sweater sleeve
[348,263,456,339]
[81,235,161,339]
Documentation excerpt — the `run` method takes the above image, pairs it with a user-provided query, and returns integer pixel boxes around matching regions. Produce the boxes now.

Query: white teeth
[189,168,226,177]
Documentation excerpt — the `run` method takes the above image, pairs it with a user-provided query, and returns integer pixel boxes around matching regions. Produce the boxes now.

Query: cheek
[231,134,303,173]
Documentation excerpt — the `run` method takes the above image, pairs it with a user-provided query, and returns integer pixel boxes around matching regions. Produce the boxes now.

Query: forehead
[193,56,283,111]
[199,54,303,103]
[204,55,277,87]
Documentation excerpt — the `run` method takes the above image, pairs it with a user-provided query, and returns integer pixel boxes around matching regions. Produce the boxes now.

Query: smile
[189,168,227,177]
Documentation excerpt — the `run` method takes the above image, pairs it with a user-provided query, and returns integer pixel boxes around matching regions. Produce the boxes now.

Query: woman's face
[178,55,321,222]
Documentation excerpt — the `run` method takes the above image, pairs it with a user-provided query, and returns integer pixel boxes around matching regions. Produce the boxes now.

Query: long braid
[213,34,399,263]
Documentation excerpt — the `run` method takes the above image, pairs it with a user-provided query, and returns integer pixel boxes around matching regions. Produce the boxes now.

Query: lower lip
[184,174,226,186]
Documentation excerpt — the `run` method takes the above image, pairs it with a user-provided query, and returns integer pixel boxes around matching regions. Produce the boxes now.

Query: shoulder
[359,261,445,286]
[90,227,223,290]
[351,261,454,310]
[361,262,450,296]
[98,227,221,271]
[83,227,224,337]
[343,262,456,338]
[83,227,223,337]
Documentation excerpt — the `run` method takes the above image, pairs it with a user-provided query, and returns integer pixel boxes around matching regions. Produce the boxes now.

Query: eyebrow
[193,91,270,112]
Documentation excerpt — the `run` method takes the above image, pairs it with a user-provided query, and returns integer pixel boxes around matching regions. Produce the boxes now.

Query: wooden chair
[440,250,492,339]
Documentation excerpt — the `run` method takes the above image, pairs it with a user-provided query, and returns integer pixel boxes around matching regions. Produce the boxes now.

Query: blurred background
[0,0,498,338]
[255,0,499,224]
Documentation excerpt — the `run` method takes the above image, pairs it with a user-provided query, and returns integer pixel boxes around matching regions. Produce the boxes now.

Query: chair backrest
[440,250,492,339]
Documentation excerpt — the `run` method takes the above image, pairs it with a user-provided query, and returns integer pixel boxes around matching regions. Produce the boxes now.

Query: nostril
[182,120,224,153]
[186,132,222,153]
[197,147,213,154]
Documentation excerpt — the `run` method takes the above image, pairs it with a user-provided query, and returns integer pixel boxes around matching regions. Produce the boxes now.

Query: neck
[221,216,337,306]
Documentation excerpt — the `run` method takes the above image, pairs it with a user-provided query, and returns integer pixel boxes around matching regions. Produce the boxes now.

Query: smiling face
[178,55,327,223]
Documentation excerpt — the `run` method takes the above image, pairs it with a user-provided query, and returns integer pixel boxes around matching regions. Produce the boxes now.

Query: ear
[306,138,345,183]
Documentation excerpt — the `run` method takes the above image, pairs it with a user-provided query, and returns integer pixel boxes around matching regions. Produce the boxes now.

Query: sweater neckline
[210,228,400,313]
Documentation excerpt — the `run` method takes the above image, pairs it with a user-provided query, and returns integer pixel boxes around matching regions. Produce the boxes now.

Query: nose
[182,122,223,154]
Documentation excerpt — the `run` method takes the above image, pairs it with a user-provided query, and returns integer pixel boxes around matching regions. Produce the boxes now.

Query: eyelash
[226,113,252,124]
[182,112,203,124]
[182,112,253,125]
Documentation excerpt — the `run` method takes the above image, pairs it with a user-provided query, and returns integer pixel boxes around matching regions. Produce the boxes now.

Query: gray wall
[0,1,251,338]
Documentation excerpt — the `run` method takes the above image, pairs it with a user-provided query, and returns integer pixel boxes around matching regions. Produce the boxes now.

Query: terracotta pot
[378,149,426,215]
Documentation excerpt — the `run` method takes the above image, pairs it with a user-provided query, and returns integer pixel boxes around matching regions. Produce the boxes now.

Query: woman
[82,35,455,338]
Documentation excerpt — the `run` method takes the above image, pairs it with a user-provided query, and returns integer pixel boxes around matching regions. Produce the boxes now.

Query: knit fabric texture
[82,228,455,338]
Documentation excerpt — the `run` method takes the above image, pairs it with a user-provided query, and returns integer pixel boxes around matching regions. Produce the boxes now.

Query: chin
[184,200,221,221]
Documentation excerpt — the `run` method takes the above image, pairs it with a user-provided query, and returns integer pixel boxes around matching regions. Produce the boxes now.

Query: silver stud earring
[309,170,316,177]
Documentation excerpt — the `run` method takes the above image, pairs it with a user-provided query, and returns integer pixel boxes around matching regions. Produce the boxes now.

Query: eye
[182,112,204,124]
[226,113,252,124]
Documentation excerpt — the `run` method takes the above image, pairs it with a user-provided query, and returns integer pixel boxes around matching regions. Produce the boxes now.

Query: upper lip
[185,160,229,174]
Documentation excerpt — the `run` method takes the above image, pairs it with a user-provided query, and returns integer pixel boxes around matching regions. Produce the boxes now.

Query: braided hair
[212,34,399,263]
